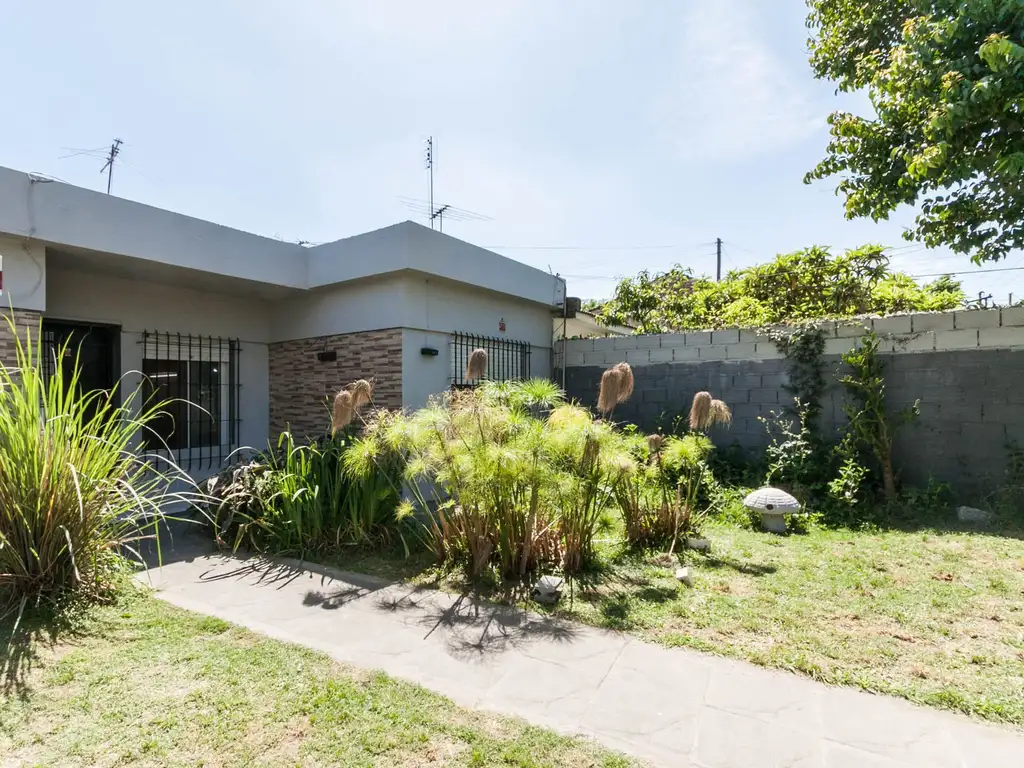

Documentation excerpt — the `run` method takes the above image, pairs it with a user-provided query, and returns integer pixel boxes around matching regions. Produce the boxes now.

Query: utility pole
[100,138,123,194]
[424,136,434,229]
[716,237,723,282]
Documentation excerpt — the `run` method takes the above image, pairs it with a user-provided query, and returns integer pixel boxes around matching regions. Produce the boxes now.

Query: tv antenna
[398,197,492,233]
[424,136,435,228]
[100,138,123,194]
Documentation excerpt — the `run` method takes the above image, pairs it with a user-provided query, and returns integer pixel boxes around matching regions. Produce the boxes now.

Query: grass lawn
[558,521,1024,726]
[0,590,634,767]
[328,519,1024,727]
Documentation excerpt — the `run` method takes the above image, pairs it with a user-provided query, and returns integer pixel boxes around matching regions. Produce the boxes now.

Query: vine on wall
[767,324,828,426]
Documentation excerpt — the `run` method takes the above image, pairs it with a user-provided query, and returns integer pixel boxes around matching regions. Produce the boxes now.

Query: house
[553,309,634,340]
[0,166,566,478]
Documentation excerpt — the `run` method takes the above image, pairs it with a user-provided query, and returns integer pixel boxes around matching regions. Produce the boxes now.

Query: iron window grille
[140,331,241,472]
[451,331,532,388]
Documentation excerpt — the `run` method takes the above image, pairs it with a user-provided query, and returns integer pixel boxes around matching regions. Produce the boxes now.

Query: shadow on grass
[697,552,777,576]
[0,598,101,701]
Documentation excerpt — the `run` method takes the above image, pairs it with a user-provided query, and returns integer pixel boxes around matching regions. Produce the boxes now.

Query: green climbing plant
[838,332,919,501]
[768,324,828,427]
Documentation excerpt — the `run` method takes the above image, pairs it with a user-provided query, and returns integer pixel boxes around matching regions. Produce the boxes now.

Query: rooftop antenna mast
[424,136,435,229]
[100,138,123,194]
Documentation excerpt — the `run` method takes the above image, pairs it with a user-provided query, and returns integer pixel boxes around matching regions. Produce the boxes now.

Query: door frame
[40,318,122,403]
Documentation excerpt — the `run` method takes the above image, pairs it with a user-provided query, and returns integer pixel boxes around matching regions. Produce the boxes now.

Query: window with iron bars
[140,331,241,472]
[450,331,532,388]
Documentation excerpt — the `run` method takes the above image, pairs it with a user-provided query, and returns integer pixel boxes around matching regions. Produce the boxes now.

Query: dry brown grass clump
[597,362,634,416]
[647,433,665,455]
[349,379,373,409]
[688,391,731,432]
[330,379,375,435]
[331,391,355,435]
[465,348,488,380]
[689,391,711,431]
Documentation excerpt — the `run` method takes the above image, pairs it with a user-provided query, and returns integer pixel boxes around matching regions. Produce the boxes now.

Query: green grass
[324,519,1024,727]
[557,521,1024,726]
[0,590,635,767]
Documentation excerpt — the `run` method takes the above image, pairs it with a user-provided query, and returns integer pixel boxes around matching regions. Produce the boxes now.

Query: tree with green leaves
[597,245,963,333]
[805,0,1024,263]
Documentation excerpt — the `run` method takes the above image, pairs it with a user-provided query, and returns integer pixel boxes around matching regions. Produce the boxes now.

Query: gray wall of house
[46,265,272,475]
[272,272,554,410]
[556,308,1024,495]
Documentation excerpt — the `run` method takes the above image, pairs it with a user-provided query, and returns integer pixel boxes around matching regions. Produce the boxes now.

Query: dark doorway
[41,321,120,421]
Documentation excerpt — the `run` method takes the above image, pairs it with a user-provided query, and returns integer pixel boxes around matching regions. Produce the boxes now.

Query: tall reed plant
[612,432,714,551]
[0,318,193,613]
[399,380,631,579]
[203,412,407,556]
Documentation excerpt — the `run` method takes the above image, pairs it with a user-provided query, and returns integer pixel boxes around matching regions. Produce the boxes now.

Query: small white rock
[957,506,992,524]
[675,567,693,586]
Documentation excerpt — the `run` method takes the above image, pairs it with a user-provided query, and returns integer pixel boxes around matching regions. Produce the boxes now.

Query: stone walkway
[140,545,1023,768]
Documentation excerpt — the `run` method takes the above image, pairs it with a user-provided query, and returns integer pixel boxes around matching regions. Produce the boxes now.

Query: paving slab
[140,547,1024,768]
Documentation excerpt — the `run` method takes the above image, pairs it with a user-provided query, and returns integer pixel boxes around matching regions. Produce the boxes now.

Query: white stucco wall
[46,265,271,466]
[270,276,408,342]
[400,275,554,409]
[0,167,305,290]
[307,221,567,308]
[0,234,46,311]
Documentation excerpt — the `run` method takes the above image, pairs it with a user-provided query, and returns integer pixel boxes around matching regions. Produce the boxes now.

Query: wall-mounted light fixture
[317,349,337,362]
[420,346,439,357]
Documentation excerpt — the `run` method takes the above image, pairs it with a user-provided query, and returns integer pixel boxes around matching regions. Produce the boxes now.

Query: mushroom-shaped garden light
[743,487,801,533]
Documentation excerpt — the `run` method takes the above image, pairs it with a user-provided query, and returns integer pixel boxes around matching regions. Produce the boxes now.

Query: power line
[58,146,109,160]
[484,242,714,252]
[556,264,1024,282]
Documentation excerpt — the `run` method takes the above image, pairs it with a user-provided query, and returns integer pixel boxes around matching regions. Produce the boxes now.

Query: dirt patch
[384,736,467,766]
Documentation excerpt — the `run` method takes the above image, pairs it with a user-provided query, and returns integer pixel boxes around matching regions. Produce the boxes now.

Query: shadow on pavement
[372,585,581,660]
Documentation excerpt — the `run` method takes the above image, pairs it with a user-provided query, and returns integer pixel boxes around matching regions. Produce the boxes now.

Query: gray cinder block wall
[555,307,1024,493]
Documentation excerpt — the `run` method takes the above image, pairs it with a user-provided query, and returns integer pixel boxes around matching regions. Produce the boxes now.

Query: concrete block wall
[557,308,1024,492]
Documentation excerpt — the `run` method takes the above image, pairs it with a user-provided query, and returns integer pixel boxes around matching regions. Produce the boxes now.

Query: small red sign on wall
[499,318,506,332]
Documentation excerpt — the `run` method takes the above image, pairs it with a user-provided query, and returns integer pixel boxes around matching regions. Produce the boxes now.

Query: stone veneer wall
[556,307,1024,494]
[0,308,42,370]
[269,328,403,439]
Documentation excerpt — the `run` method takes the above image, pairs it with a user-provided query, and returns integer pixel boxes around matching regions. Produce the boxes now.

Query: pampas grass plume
[465,348,488,380]
[349,379,373,409]
[689,391,732,432]
[597,362,634,416]
[689,391,712,431]
[709,398,732,428]
[331,390,355,435]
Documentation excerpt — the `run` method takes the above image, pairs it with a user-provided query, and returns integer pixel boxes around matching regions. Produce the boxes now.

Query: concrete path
[140,545,1023,768]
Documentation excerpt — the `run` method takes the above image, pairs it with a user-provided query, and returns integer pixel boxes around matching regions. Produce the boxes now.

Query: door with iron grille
[42,321,120,422]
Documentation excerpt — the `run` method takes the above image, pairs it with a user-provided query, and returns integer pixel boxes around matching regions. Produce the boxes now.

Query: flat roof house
[0,166,566,478]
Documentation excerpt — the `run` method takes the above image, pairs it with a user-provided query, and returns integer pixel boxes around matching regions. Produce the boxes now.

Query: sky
[2,0,1021,305]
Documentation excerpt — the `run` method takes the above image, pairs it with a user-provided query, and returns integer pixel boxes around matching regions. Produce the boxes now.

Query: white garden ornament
[743,487,801,533]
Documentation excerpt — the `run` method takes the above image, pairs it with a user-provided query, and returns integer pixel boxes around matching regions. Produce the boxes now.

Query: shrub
[612,432,715,550]
[399,380,635,579]
[201,415,407,556]
[0,319,191,611]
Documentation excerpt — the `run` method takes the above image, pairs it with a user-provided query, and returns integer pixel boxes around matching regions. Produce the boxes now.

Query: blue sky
[3,0,1021,304]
